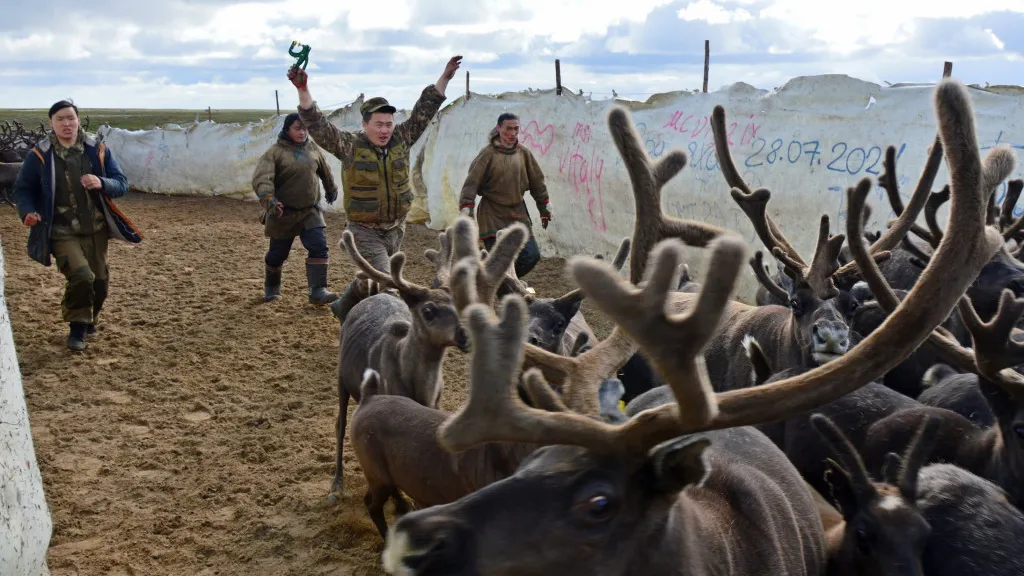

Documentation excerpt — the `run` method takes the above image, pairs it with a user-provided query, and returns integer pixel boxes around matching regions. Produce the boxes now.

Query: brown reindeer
[329,231,477,501]
[379,79,998,576]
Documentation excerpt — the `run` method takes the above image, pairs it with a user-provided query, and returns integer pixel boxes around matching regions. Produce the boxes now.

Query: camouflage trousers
[345,221,405,273]
[52,231,109,324]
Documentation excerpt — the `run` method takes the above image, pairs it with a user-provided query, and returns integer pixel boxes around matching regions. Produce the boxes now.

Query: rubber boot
[264,264,282,301]
[306,258,338,305]
[67,322,88,351]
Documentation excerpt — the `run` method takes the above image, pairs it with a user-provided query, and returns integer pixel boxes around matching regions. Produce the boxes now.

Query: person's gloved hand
[326,188,338,204]
[539,208,552,229]
[264,195,284,218]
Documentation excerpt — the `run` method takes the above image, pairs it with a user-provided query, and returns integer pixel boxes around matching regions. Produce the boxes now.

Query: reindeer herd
[328,78,1024,575]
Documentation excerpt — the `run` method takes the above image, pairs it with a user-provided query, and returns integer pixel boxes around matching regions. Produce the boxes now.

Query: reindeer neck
[397,325,447,407]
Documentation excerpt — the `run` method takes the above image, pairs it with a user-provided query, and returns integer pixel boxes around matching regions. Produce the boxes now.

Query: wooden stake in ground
[703,40,710,93]
[555,59,562,96]
[275,90,280,116]
[466,71,471,101]
[943,61,953,78]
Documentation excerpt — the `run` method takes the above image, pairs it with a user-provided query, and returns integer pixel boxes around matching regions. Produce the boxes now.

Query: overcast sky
[1,0,1021,111]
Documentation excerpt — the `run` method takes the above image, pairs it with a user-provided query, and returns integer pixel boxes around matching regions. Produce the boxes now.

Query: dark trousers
[483,233,541,279]
[265,226,329,268]
[52,231,109,324]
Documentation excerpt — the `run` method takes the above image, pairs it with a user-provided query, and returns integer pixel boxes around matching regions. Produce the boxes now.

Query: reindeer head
[506,236,630,353]
[341,231,470,352]
[748,219,853,368]
[813,413,939,576]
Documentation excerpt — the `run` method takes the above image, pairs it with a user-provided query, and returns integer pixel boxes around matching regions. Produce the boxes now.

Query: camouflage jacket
[297,85,446,227]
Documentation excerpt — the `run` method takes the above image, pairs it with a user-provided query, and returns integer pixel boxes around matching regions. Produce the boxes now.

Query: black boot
[67,322,88,351]
[306,259,338,305]
[264,264,282,301]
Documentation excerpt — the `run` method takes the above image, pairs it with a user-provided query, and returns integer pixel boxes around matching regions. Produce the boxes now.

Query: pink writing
[559,142,606,232]
[518,120,555,156]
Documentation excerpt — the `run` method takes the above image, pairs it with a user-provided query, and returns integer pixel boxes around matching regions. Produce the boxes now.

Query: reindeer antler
[923,185,951,249]
[772,215,846,299]
[882,415,941,501]
[711,106,891,291]
[424,227,455,288]
[340,231,429,298]
[751,250,790,302]
[842,84,1020,397]
[448,216,529,312]
[609,108,726,284]
[811,414,878,507]
[1000,180,1024,241]
[439,237,734,457]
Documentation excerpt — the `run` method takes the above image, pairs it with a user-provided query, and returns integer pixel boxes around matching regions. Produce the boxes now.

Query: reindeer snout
[812,323,850,364]
[384,516,473,575]
[813,323,849,353]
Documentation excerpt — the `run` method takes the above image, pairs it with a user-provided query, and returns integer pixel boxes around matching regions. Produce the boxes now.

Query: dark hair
[48,100,79,119]
[497,112,519,127]
[282,112,302,131]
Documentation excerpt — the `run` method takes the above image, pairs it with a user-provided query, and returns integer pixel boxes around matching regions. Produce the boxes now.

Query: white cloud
[0,0,1021,110]
[678,0,753,25]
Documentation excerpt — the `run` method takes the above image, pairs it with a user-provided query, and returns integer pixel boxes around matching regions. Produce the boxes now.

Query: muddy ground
[0,192,614,576]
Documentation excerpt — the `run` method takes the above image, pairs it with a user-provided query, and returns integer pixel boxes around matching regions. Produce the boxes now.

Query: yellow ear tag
[618,400,626,412]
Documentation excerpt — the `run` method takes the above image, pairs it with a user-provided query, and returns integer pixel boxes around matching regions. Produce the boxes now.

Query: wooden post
[555,59,562,96]
[275,90,280,115]
[466,70,471,100]
[207,106,212,122]
[943,61,953,78]
[703,40,710,93]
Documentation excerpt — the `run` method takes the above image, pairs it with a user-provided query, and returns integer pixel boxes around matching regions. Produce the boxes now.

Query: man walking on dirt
[288,55,462,322]
[252,112,340,305]
[459,112,552,283]
[14,99,142,351]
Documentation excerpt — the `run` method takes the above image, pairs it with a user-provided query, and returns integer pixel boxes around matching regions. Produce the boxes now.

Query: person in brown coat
[459,112,552,281]
[251,113,339,304]
[287,55,462,322]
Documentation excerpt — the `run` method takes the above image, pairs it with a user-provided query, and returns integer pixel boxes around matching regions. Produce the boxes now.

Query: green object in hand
[289,41,311,70]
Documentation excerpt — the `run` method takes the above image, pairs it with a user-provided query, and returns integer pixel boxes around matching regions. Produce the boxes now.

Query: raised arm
[394,56,461,145]
[288,66,359,163]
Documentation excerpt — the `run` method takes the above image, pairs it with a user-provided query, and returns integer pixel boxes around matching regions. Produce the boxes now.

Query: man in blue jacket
[14,100,142,351]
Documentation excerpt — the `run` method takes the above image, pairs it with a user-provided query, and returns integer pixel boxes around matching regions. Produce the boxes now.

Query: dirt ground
[0,192,613,576]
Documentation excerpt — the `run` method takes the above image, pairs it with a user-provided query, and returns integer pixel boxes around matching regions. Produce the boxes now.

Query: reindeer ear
[823,459,860,522]
[555,291,585,319]
[651,437,712,494]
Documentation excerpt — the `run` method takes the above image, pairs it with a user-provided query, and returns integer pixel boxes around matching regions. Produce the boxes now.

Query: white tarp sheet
[0,238,52,576]
[98,76,1024,301]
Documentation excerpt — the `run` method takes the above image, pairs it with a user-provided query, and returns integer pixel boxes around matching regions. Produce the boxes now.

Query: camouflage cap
[361,96,396,116]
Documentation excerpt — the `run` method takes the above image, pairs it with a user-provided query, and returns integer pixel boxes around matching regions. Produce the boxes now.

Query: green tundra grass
[0,109,281,131]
